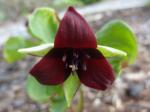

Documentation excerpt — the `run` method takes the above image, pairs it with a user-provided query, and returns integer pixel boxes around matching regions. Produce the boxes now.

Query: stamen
[73,52,79,58]
[62,54,67,62]
[85,54,90,59]
[82,63,87,71]
[69,64,78,71]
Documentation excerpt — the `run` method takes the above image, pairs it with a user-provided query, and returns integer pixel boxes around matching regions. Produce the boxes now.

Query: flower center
[62,49,85,72]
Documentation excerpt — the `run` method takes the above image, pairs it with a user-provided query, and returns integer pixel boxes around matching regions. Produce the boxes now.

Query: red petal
[77,49,115,90]
[30,48,71,85]
[54,7,97,48]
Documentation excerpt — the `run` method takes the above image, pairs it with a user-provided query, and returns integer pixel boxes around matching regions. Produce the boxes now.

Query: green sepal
[63,73,80,107]
[18,43,127,58]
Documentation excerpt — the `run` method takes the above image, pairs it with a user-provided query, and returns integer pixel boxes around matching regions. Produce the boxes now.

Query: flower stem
[76,87,84,112]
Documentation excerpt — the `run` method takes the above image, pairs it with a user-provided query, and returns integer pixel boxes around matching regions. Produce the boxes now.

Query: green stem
[76,87,84,112]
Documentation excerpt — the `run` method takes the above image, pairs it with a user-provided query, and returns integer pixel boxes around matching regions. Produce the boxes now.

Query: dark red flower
[30,7,115,90]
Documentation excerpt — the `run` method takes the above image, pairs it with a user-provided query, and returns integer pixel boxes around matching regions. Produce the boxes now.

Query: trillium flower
[30,7,115,90]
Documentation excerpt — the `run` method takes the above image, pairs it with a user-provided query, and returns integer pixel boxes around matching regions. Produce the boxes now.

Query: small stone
[126,83,144,99]
[93,98,101,107]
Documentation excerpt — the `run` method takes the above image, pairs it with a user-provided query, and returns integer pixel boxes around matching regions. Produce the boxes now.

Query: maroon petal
[30,48,71,85]
[54,7,97,49]
[77,49,115,90]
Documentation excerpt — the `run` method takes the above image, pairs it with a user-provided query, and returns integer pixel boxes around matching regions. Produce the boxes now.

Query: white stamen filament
[69,64,78,71]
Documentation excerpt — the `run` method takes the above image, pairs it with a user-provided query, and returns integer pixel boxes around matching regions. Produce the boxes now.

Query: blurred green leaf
[3,37,26,63]
[96,20,137,64]
[81,0,101,4]
[63,73,80,107]
[25,38,42,47]
[53,0,83,6]
[53,0,101,6]
[29,8,59,43]
[49,90,68,112]
[26,75,62,103]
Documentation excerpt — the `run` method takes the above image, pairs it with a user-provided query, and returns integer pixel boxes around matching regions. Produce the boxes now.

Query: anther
[73,52,79,58]
[69,64,78,71]
[85,54,90,59]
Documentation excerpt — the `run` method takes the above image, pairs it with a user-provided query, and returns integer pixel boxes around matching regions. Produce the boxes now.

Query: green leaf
[96,20,137,64]
[26,75,62,103]
[54,0,83,6]
[49,91,68,112]
[18,43,53,56]
[97,45,127,58]
[3,37,26,63]
[29,8,59,43]
[25,38,42,47]
[63,73,80,107]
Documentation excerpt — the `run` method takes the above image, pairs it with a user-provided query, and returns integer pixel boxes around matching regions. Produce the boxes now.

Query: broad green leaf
[29,8,59,43]
[97,45,127,58]
[18,43,127,58]
[96,20,137,64]
[3,37,26,63]
[18,43,53,56]
[49,91,68,112]
[26,75,62,103]
[63,73,80,107]
[25,38,42,47]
